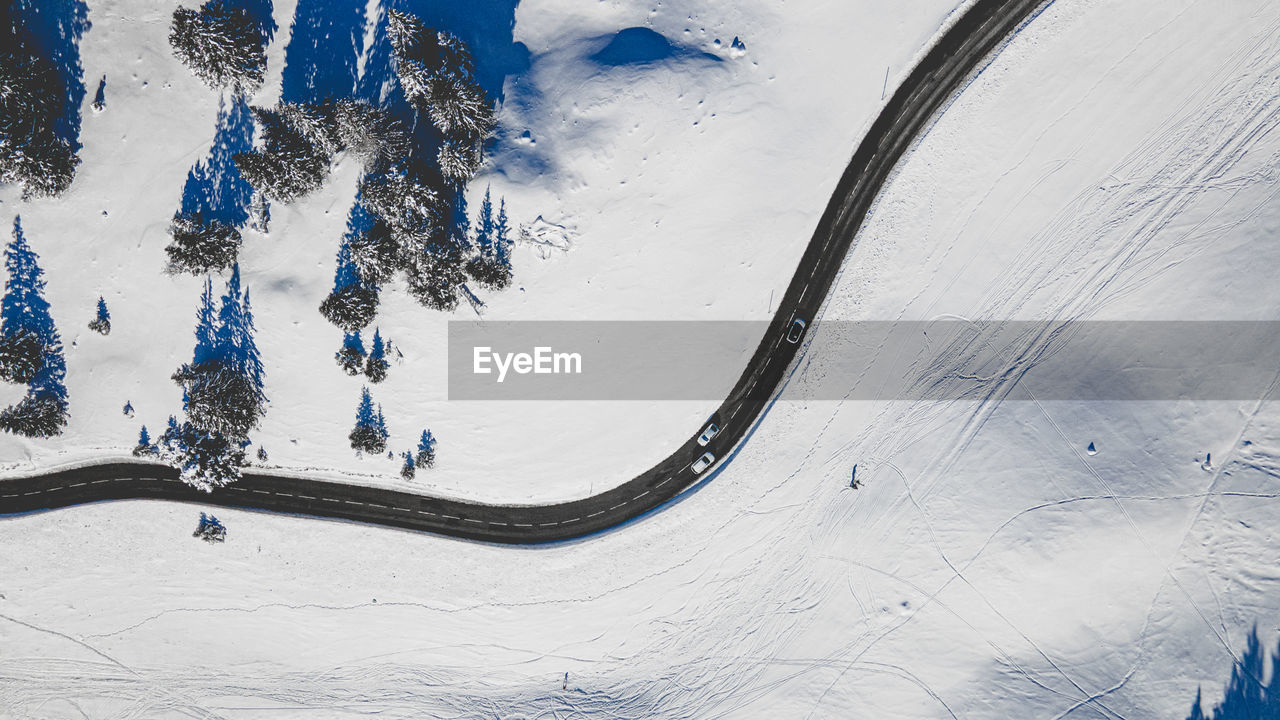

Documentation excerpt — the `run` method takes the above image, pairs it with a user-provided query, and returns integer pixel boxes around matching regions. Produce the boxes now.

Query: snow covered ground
[5,0,1280,717]
[0,0,969,501]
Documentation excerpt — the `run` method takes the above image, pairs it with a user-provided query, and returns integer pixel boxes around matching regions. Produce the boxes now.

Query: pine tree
[164,267,266,489]
[343,199,398,285]
[466,192,512,291]
[166,213,243,274]
[133,425,158,457]
[0,46,80,198]
[416,429,436,468]
[234,105,331,202]
[241,287,266,408]
[257,445,267,462]
[364,327,388,382]
[320,203,383,332]
[349,386,387,454]
[336,330,365,375]
[0,217,68,437]
[400,450,415,480]
[169,2,269,92]
[192,277,217,365]
[495,198,511,267]
[88,296,111,334]
[474,186,495,259]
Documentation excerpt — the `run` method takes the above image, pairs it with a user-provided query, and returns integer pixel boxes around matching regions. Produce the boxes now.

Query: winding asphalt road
[0,0,1050,543]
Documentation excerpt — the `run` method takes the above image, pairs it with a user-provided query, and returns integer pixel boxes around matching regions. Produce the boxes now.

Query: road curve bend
[0,0,1051,543]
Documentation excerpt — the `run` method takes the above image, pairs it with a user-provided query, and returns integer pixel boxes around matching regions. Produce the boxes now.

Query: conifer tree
[416,429,436,468]
[400,450,415,480]
[0,217,68,437]
[163,266,266,490]
[364,327,388,383]
[349,386,387,454]
[336,330,365,376]
[320,209,381,332]
[88,296,111,334]
[169,1,271,92]
[0,41,81,198]
[133,425,157,457]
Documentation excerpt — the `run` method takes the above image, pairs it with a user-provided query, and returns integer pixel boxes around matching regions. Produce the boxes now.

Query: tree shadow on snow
[4,0,91,151]
[179,94,256,229]
[1183,625,1280,720]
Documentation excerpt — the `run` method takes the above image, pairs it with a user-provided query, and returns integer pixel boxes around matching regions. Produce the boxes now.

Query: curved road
[0,0,1050,543]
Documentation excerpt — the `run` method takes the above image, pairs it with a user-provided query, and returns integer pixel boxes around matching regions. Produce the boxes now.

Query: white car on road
[698,422,719,446]
[692,452,715,474]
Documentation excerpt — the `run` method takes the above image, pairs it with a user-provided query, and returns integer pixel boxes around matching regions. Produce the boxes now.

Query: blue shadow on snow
[179,95,256,228]
[4,0,91,150]
[590,27,721,67]
[1183,625,1280,720]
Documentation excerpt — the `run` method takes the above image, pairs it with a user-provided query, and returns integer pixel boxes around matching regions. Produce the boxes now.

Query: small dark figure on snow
[257,445,268,462]
[122,400,134,417]
[92,76,107,112]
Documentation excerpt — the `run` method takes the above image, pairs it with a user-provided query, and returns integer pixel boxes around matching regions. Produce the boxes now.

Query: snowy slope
[0,0,968,502]
[4,0,1280,718]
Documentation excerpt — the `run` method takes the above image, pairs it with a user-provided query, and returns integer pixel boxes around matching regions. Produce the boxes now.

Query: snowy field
[5,0,1280,717]
[1,0,969,501]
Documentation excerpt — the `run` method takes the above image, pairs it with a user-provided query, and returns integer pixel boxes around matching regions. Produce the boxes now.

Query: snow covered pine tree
[133,425,158,457]
[416,429,436,468]
[364,327,389,382]
[0,27,80,197]
[88,296,110,334]
[0,217,69,437]
[335,330,365,376]
[349,386,388,454]
[465,187,513,290]
[169,0,273,93]
[162,266,267,490]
